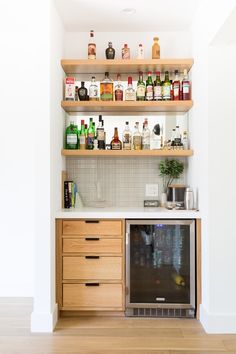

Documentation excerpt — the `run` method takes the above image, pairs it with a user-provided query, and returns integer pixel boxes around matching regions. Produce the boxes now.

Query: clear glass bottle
[154,71,162,101]
[79,119,86,150]
[162,71,171,101]
[78,81,88,101]
[115,74,124,101]
[100,72,113,101]
[182,130,189,150]
[66,121,79,149]
[174,125,181,147]
[182,69,191,100]
[136,71,146,101]
[133,122,142,150]
[122,44,130,59]
[137,43,144,59]
[97,115,106,150]
[142,118,150,150]
[173,70,180,101]
[87,117,95,150]
[88,30,96,60]
[152,37,160,59]
[111,127,122,150]
[125,76,136,101]
[105,42,115,59]
[122,121,132,150]
[145,71,154,101]
[89,76,99,101]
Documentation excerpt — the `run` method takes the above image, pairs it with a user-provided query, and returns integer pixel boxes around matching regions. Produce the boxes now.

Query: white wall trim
[200,304,236,334]
[30,303,58,333]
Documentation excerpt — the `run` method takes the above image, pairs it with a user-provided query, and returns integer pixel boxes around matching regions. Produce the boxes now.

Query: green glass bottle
[162,71,171,101]
[145,71,153,101]
[65,121,78,149]
[136,71,146,101]
[87,117,95,149]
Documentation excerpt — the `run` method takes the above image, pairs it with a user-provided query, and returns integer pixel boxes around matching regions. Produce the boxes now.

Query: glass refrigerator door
[126,220,195,308]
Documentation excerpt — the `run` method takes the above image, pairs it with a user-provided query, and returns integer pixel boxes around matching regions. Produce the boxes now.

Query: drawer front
[63,283,123,309]
[63,238,122,254]
[63,256,122,280]
[62,220,122,236]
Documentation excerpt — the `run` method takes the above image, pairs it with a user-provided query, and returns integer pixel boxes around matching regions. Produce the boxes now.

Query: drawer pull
[85,237,100,241]
[85,283,100,286]
[85,220,99,223]
[85,256,100,259]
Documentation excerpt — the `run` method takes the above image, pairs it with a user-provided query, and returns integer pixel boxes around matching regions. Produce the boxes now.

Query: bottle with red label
[173,70,180,100]
[182,69,191,100]
[145,71,154,101]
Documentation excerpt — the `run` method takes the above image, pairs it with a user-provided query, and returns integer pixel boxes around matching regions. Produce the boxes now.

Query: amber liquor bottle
[111,127,122,150]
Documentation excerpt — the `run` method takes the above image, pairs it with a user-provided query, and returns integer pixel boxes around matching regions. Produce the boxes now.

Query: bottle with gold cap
[152,37,160,59]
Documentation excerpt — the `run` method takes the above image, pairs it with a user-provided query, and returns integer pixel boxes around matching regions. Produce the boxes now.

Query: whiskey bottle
[105,42,115,59]
[88,30,96,60]
[66,122,78,149]
[111,127,122,150]
[89,76,99,101]
[136,71,146,101]
[79,120,86,150]
[87,118,95,150]
[173,70,180,100]
[162,71,171,101]
[142,118,150,150]
[182,69,191,100]
[122,121,132,150]
[97,115,106,150]
[152,37,160,59]
[78,81,88,101]
[145,71,154,101]
[154,71,162,101]
[115,74,124,101]
[133,122,142,150]
[125,76,136,101]
[122,44,130,59]
[100,72,113,101]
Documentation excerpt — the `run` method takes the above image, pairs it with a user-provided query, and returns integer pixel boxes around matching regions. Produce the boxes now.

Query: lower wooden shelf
[61,149,193,157]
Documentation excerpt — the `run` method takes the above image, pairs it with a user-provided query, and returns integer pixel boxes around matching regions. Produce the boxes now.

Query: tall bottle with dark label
[88,30,96,60]
[111,127,122,150]
[66,122,78,149]
[145,71,154,101]
[87,117,95,150]
[136,71,146,101]
[97,115,106,150]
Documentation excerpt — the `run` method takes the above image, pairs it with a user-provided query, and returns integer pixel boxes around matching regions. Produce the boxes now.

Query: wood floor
[1,298,236,353]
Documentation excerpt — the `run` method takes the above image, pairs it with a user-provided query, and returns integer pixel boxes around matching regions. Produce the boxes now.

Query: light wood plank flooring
[1,298,236,353]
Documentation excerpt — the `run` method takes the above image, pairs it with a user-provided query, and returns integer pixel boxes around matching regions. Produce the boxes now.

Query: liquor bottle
[100,72,113,101]
[174,125,181,147]
[136,71,146,101]
[88,30,96,60]
[182,69,191,100]
[162,71,171,101]
[133,122,142,150]
[115,74,124,101]
[66,122,78,149]
[111,127,122,150]
[122,44,130,59]
[145,71,154,101]
[182,130,189,150]
[79,120,86,150]
[97,115,106,150]
[125,76,136,101]
[150,123,162,150]
[171,128,176,147]
[89,76,99,101]
[173,70,180,101]
[154,71,162,101]
[87,117,95,150]
[170,80,174,101]
[122,121,132,150]
[105,42,115,59]
[142,118,150,150]
[75,86,79,101]
[137,43,144,59]
[78,81,88,101]
[65,77,75,101]
[152,37,160,59]
[84,124,88,148]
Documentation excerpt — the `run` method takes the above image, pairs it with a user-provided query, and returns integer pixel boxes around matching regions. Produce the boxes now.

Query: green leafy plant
[159,159,184,192]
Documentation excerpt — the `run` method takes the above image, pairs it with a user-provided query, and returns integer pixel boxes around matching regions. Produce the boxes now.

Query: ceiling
[54,0,200,32]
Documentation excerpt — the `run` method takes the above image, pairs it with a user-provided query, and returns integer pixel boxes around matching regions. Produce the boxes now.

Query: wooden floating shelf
[61,149,193,157]
[61,100,193,113]
[61,59,194,74]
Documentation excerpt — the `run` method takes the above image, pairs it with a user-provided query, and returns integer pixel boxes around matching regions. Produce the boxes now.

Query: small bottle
[89,76,99,101]
[142,118,150,150]
[154,71,162,101]
[115,74,124,101]
[74,86,79,101]
[145,71,154,101]
[111,127,122,150]
[133,122,142,150]
[78,81,88,101]
[66,122,79,149]
[100,72,113,101]
[152,37,160,59]
[122,121,132,150]
[150,123,162,150]
[182,69,191,100]
[97,115,106,150]
[88,30,96,60]
[87,117,95,150]
[136,71,146,101]
[182,130,189,150]
[122,44,130,59]
[173,70,180,101]
[79,120,86,150]
[162,71,171,101]
[125,76,136,101]
[137,43,144,59]
[105,42,115,59]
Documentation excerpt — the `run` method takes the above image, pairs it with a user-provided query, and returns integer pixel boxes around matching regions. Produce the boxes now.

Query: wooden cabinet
[56,219,125,312]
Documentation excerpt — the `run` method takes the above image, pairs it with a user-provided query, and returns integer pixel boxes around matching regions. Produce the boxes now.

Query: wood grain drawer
[62,220,122,236]
[63,283,123,309]
[63,238,122,254]
[63,256,122,280]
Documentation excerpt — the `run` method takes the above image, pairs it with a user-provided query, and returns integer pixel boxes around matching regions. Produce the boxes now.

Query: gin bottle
[122,121,132,150]
[142,118,150,150]
[133,122,142,150]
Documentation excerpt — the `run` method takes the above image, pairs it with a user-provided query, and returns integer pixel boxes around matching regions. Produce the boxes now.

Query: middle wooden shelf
[61,149,193,157]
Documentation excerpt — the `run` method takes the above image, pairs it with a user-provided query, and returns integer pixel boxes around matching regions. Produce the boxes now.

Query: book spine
[64,181,70,209]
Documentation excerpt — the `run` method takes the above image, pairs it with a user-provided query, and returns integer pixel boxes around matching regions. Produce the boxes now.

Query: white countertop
[55,207,200,219]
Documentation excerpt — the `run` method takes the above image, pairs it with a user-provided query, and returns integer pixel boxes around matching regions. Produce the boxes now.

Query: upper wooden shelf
[61,100,193,113]
[61,59,194,75]
[61,149,193,157]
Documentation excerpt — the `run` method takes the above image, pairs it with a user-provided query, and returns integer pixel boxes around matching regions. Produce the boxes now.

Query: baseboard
[200,304,236,333]
[31,303,58,332]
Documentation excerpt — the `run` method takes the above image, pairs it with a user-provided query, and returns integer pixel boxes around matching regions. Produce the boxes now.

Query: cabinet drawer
[63,238,122,254]
[63,283,123,309]
[62,220,122,236]
[63,256,122,280]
